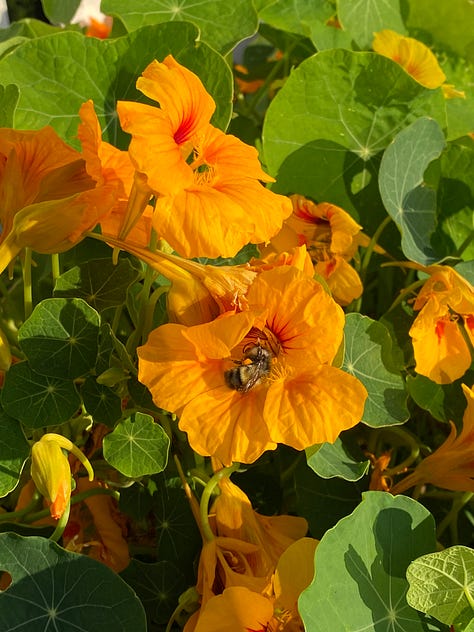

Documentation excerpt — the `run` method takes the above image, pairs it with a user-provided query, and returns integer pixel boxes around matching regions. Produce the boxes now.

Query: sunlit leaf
[338,0,406,49]
[102,0,258,54]
[258,0,333,38]
[0,22,232,148]
[306,437,370,481]
[299,491,438,631]
[0,84,19,126]
[407,545,474,627]
[103,413,170,477]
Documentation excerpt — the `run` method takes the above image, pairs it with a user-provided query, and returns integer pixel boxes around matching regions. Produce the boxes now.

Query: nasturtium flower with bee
[117,55,292,258]
[138,266,367,465]
[409,265,474,384]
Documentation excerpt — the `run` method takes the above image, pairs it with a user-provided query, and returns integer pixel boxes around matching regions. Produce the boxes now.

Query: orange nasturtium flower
[138,266,368,465]
[373,29,446,89]
[392,384,474,495]
[30,433,94,520]
[117,55,292,258]
[0,126,117,274]
[409,265,474,384]
[267,195,365,305]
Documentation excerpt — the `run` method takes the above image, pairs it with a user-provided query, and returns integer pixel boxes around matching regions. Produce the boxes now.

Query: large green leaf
[0,408,29,498]
[379,117,446,265]
[0,22,232,149]
[0,84,19,126]
[407,546,474,628]
[262,49,446,223]
[1,361,81,428]
[406,373,472,424]
[299,491,440,631]
[103,412,170,477]
[258,0,333,38]
[102,0,258,54]
[337,0,406,49]
[18,298,100,379]
[41,0,81,24]
[0,533,146,632]
[343,313,409,427]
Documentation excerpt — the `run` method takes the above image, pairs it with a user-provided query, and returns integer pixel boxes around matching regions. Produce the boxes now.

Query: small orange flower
[117,55,292,258]
[373,29,446,89]
[392,384,474,494]
[267,195,365,305]
[138,266,367,465]
[85,16,113,39]
[234,64,266,95]
[409,265,474,384]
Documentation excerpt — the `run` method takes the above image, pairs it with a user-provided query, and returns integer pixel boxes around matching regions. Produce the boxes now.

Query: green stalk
[22,247,33,320]
[199,463,240,542]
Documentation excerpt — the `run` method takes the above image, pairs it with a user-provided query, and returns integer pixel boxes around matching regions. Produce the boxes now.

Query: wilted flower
[138,266,367,465]
[30,433,94,520]
[391,384,474,494]
[0,125,118,273]
[266,195,365,305]
[117,55,292,258]
[409,265,474,384]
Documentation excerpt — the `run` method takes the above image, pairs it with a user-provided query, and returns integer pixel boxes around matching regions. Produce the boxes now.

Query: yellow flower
[409,265,474,384]
[373,29,446,89]
[392,384,474,494]
[0,125,118,273]
[30,433,94,520]
[117,55,292,258]
[138,266,367,465]
[267,195,364,305]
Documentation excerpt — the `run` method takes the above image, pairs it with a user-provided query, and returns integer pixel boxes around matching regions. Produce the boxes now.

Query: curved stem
[199,463,240,542]
[0,491,42,523]
[49,500,70,543]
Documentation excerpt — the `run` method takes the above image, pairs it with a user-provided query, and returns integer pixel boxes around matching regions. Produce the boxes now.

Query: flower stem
[22,247,33,320]
[51,253,60,284]
[199,463,240,542]
[49,500,71,542]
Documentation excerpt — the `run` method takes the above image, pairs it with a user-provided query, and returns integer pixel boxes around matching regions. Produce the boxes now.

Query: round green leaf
[54,258,140,312]
[41,0,81,24]
[258,0,333,38]
[102,0,258,55]
[0,84,19,126]
[343,313,409,427]
[262,50,446,213]
[299,491,437,631]
[1,361,81,428]
[338,0,406,49]
[81,376,123,427]
[0,408,29,497]
[379,117,446,265]
[406,373,472,423]
[120,560,186,626]
[407,545,474,627]
[0,22,232,148]
[18,298,100,379]
[0,533,146,632]
[103,413,170,477]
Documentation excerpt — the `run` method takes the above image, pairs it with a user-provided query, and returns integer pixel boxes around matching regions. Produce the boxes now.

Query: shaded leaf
[2,361,81,428]
[0,408,29,497]
[103,412,169,477]
[18,298,100,379]
[81,376,123,427]
[338,0,406,49]
[41,0,81,24]
[0,533,146,632]
[306,437,370,482]
[54,258,140,312]
[379,117,446,264]
[406,373,472,423]
[343,313,409,427]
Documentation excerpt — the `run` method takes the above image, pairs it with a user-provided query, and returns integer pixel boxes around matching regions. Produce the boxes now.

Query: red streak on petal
[435,319,446,343]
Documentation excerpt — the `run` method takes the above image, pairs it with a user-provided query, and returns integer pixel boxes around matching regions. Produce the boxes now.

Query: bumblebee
[224,344,272,393]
